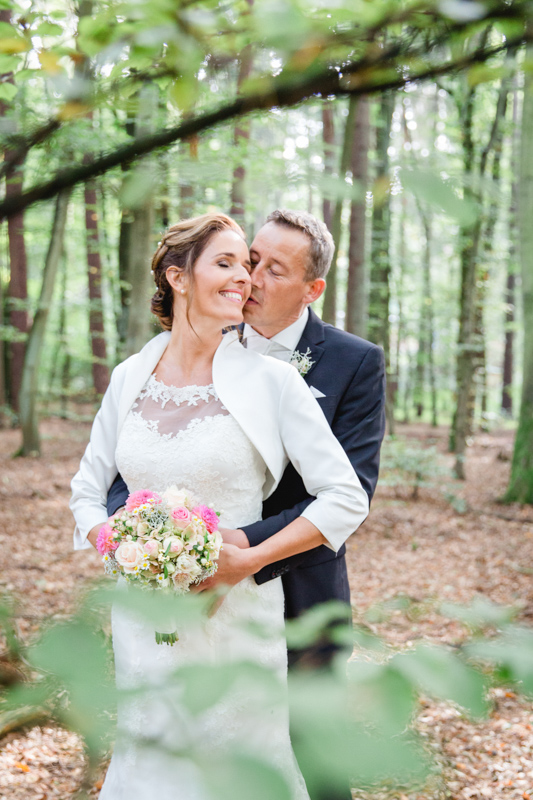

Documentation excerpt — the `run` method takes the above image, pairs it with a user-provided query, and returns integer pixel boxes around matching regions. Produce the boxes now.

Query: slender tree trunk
[125,83,158,357]
[0,262,6,424]
[368,92,394,429]
[505,46,533,503]
[345,96,369,337]
[321,100,335,230]
[6,163,28,414]
[18,190,72,456]
[1,8,28,415]
[322,96,358,325]
[84,163,110,395]
[451,78,507,476]
[502,86,519,415]
[229,43,253,230]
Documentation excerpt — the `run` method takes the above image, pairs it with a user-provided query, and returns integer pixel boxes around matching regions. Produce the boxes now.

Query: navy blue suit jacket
[106,309,386,620]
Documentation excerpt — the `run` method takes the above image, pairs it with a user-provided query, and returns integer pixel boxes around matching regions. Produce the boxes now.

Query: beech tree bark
[322,96,358,325]
[0,9,28,414]
[84,168,110,395]
[345,96,370,337]
[451,69,508,477]
[368,92,394,428]
[230,44,253,230]
[502,85,519,415]
[321,101,335,231]
[18,189,72,456]
[505,45,533,503]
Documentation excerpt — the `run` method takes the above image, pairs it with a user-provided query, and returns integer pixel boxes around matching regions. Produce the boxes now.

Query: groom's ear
[303,278,326,305]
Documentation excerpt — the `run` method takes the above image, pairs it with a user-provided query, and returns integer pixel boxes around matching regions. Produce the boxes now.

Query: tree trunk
[505,46,533,503]
[345,96,369,337]
[84,168,110,395]
[229,44,253,230]
[322,96,358,325]
[502,85,519,415]
[6,163,28,414]
[367,92,394,429]
[1,7,28,415]
[451,78,507,476]
[122,83,159,357]
[321,100,335,230]
[18,189,72,456]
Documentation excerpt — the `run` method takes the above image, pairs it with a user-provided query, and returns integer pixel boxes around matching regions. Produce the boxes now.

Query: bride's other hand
[219,528,250,548]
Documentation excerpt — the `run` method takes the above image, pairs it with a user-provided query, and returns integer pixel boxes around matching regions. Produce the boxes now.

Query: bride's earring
[180,288,186,295]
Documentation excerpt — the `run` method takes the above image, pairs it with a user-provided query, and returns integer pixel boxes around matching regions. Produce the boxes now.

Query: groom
[197,209,386,662]
[107,209,386,662]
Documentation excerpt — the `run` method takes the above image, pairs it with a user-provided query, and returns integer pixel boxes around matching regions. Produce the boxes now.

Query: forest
[0,1,533,799]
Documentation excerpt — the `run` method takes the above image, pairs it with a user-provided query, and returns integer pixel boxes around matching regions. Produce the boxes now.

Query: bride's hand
[219,528,250,548]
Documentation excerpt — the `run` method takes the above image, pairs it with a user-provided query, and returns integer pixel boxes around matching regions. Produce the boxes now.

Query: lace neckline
[141,374,219,408]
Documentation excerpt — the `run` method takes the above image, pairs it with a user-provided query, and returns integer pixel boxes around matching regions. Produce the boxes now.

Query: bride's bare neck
[154,316,223,388]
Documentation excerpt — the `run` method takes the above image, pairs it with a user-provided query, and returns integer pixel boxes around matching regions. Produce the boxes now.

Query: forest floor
[0,417,531,800]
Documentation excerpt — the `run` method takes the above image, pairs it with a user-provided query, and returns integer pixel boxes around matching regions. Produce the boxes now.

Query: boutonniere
[290,348,314,377]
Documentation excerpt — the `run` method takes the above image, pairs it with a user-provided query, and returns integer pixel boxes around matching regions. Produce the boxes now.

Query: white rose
[115,541,145,574]
[176,553,202,580]
[163,536,184,556]
[162,486,197,509]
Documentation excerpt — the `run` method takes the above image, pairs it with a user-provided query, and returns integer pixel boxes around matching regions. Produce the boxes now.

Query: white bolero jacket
[70,330,369,552]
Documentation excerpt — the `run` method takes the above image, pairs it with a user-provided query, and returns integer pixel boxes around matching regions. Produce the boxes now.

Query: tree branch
[0,32,528,220]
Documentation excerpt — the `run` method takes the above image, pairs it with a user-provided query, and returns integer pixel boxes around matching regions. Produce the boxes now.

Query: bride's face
[179,229,252,327]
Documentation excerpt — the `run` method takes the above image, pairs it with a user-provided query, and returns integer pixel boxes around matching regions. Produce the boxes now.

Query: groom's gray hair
[266,209,334,281]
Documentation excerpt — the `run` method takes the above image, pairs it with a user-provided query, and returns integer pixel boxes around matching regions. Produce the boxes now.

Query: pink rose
[115,541,145,573]
[96,523,119,556]
[125,490,161,512]
[192,505,219,534]
[142,539,160,558]
[171,506,191,530]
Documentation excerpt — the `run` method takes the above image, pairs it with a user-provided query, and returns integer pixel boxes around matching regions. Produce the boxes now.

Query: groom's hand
[192,542,256,592]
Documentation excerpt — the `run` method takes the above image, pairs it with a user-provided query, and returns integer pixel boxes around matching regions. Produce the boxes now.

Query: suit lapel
[295,308,327,383]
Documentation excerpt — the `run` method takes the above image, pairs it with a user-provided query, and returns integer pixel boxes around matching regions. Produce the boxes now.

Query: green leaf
[203,753,292,800]
[401,167,478,228]
[285,600,351,650]
[466,625,533,696]
[440,597,517,629]
[36,22,64,37]
[0,53,19,72]
[348,660,416,734]
[119,164,158,209]
[394,644,488,718]
[0,81,17,102]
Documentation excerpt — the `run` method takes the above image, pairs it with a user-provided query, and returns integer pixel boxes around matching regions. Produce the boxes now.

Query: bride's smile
[169,228,252,330]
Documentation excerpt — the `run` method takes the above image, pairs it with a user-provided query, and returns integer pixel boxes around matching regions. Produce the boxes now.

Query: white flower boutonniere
[290,348,314,377]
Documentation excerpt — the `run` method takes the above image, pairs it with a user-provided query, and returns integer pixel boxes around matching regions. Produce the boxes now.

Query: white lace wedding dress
[99,375,309,800]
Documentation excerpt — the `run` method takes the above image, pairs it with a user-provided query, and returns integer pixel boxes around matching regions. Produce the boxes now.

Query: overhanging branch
[0,32,528,220]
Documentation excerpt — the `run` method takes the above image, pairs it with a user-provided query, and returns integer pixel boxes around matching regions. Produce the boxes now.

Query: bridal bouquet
[96,486,223,644]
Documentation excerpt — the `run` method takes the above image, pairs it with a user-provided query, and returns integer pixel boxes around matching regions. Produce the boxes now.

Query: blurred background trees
[0,0,531,500]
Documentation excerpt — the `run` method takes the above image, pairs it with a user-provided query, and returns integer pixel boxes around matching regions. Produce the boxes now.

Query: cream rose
[142,539,160,559]
[115,541,145,573]
[175,553,202,580]
[163,536,184,556]
[162,485,197,509]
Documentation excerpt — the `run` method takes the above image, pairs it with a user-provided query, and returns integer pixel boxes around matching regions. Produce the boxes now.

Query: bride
[70,212,368,799]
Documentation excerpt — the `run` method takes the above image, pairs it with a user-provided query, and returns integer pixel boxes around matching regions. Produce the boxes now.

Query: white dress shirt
[242,307,309,362]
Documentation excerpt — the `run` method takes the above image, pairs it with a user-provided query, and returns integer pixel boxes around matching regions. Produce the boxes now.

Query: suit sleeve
[243,345,386,570]
[107,473,129,516]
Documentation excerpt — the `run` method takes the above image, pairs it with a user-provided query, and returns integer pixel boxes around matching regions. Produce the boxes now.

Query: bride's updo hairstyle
[151,212,246,330]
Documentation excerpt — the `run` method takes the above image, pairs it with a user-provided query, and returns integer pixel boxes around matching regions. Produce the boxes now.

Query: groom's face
[244,222,325,338]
